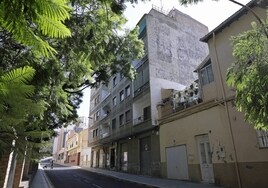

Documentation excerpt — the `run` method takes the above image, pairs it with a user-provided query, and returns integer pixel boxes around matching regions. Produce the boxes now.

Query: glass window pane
[125,110,131,122]
[200,69,208,85]
[125,85,130,97]
[257,130,268,148]
[207,65,214,83]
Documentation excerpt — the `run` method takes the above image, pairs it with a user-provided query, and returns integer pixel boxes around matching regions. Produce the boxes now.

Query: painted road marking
[92,184,102,188]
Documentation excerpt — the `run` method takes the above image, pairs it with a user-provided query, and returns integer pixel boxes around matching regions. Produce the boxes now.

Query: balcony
[158,82,203,118]
[133,116,145,126]
[101,92,111,104]
[134,54,148,69]
[101,132,110,138]
[133,81,150,98]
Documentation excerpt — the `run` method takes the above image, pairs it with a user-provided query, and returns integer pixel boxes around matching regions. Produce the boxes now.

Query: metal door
[140,137,151,175]
[166,145,189,180]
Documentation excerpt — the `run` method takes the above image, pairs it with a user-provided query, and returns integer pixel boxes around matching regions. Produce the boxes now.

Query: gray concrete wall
[145,8,209,125]
[147,8,209,86]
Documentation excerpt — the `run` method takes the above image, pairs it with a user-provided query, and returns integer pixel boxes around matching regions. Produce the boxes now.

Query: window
[200,63,214,85]
[94,111,100,121]
[120,90,124,102]
[96,128,98,136]
[94,95,100,105]
[143,106,151,120]
[125,110,131,123]
[112,118,116,130]
[93,128,99,138]
[113,76,117,87]
[133,62,149,92]
[142,34,148,54]
[120,72,124,80]
[119,114,124,126]
[257,130,268,148]
[113,96,117,106]
[125,85,130,98]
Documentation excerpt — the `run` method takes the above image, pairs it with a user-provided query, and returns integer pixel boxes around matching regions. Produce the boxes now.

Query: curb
[39,164,55,188]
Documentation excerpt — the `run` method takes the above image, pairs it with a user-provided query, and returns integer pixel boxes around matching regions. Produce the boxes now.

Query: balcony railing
[158,82,203,118]
[101,132,110,138]
[100,113,110,121]
[134,54,148,69]
[133,81,149,98]
[133,115,151,126]
[101,92,111,104]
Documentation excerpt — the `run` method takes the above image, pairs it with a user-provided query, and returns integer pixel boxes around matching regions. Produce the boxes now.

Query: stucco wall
[160,105,235,165]
[205,7,267,101]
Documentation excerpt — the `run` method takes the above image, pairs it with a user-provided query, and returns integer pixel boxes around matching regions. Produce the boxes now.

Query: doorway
[140,137,151,175]
[110,148,116,169]
[196,135,214,183]
[120,143,128,171]
[166,145,189,180]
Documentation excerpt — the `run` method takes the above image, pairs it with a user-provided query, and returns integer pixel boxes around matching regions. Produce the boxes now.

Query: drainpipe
[212,32,242,188]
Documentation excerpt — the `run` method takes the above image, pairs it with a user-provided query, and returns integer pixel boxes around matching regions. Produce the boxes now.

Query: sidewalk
[81,166,221,188]
[30,164,54,188]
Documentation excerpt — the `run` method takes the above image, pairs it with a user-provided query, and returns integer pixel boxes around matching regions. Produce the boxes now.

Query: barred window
[256,130,268,148]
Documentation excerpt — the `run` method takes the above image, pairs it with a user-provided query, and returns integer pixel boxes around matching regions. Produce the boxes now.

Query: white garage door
[166,145,189,180]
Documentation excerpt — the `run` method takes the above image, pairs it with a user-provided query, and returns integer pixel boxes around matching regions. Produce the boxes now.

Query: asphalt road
[44,164,149,188]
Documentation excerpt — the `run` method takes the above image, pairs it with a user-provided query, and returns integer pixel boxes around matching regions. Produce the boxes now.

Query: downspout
[212,32,242,188]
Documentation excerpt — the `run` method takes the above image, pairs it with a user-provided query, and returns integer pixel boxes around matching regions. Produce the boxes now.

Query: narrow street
[44,164,150,188]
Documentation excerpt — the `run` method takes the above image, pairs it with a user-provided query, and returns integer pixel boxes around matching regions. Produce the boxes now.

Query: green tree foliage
[0,0,144,159]
[0,66,46,157]
[0,0,71,57]
[0,0,72,159]
[227,22,268,130]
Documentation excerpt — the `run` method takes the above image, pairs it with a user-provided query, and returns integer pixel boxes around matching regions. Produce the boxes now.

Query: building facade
[158,1,268,187]
[80,128,91,166]
[53,116,88,165]
[66,130,81,165]
[88,6,208,176]
[54,127,68,163]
